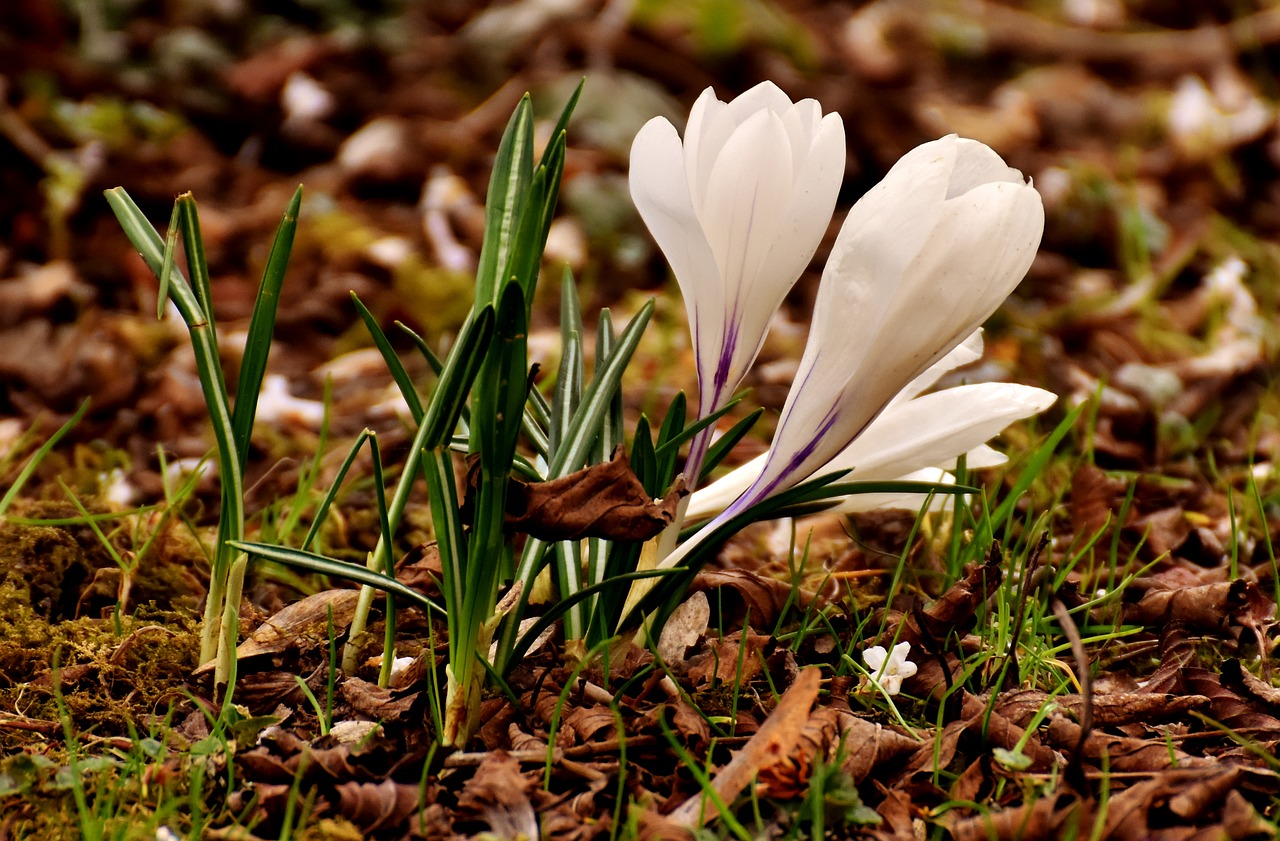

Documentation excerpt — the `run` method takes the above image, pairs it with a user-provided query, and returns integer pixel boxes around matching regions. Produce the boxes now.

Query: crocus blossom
[629,81,845,477]
[862,641,917,696]
[686,330,1056,520]
[713,135,1044,524]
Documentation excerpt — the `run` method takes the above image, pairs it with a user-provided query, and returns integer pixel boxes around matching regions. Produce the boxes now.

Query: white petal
[687,452,766,520]
[964,444,1007,469]
[863,645,888,671]
[726,80,794,122]
[697,110,796,400]
[947,137,1025,197]
[685,89,732,208]
[890,329,984,406]
[629,117,726,387]
[827,383,1057,482]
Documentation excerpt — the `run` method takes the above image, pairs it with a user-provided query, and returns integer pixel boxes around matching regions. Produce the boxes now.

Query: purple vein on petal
[717,401,841,524]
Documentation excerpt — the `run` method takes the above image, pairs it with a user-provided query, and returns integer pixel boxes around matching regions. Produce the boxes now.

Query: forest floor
[2,1,1280,838]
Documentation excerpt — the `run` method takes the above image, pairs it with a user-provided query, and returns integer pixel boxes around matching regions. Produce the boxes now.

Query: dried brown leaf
[455,750,538,840]
[340,676,419,722]
[195,589,360,675]
[836,712,922,784]
[502,448,685,541]
[668,668,821,827]
[685,628,769,687]
[691,568,818,629]
[994,687,1211,727]
[333,780,423,831]
[1046,715,1211,772]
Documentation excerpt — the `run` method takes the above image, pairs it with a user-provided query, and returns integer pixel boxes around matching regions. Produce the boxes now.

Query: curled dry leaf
[890,547,1004,650]
[339,677,419,722]
[691,568,818,628]
[333,780,423,832]
[501,448,686,541]
[1124,578,1275,639]
[195,589,361,675]
[834,711,922,784]
[1046,714,1212,772]
[455,750,538,840]
[668,667,822,828]
[686,628,769,687]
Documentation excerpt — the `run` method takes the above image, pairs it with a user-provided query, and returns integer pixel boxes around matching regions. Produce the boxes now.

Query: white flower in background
[862,641,917,696]
[629,81,845,477]
[1168,73,1272,161]
[687,330,1055,519]
[709,135,1043,524]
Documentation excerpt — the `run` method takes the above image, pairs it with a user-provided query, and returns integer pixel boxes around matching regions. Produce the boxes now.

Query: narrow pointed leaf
[353,292,424,423]
[228,540,443,617]
[233,186,301,464]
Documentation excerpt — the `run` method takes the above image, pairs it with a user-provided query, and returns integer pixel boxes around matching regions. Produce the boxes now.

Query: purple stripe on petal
[715,402,841,525]
[713,316,739,399]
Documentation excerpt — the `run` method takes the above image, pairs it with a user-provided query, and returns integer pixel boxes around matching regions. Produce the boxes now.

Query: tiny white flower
[1168,74,1272,160]
[862,641,917,696]
[98,467,137,508]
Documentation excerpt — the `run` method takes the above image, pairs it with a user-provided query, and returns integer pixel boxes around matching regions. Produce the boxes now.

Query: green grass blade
[158,200,180,320]
[228,541,443,617]
[987,403,1083,537]
[549,269,583,459]
[104,188,202,324]
[301,430,372,551]
[0,399,90,519]
[538,78,583,172]
[352,292,424,423]
[653,391,687,486]
[699,408,764,481]
[396,321,444,378]
[506,568,679,668]
[232,186,301,464]
[549,298,655,476]
[423,305,496,449]
[367,433,398,687]
[178,195,218,342]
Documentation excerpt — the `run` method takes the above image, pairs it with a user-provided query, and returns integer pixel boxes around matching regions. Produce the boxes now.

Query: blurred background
[3,0,1279,509]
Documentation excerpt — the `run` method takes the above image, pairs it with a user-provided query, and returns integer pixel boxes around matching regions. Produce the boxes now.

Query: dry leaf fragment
[333,780,422,832]
[691,568,818,628]
[657,590,709,663]
[501,448,685,541]
[892,548,1003,650]
[195,589,360,675]
[994,687,1210,727]
[1046,714,1211,772]
[456,750,538,840]
[339,677,419,722]
[1221,658,1280,711]
[835,712,922,783]
[668,667,822,827]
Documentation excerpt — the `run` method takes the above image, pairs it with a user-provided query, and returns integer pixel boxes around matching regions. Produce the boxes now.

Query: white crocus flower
[862,641,917,696]
[717,136,1042,519]
[630,81,845,478]
[686,331,1056,520]
[660,135,1044,571]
